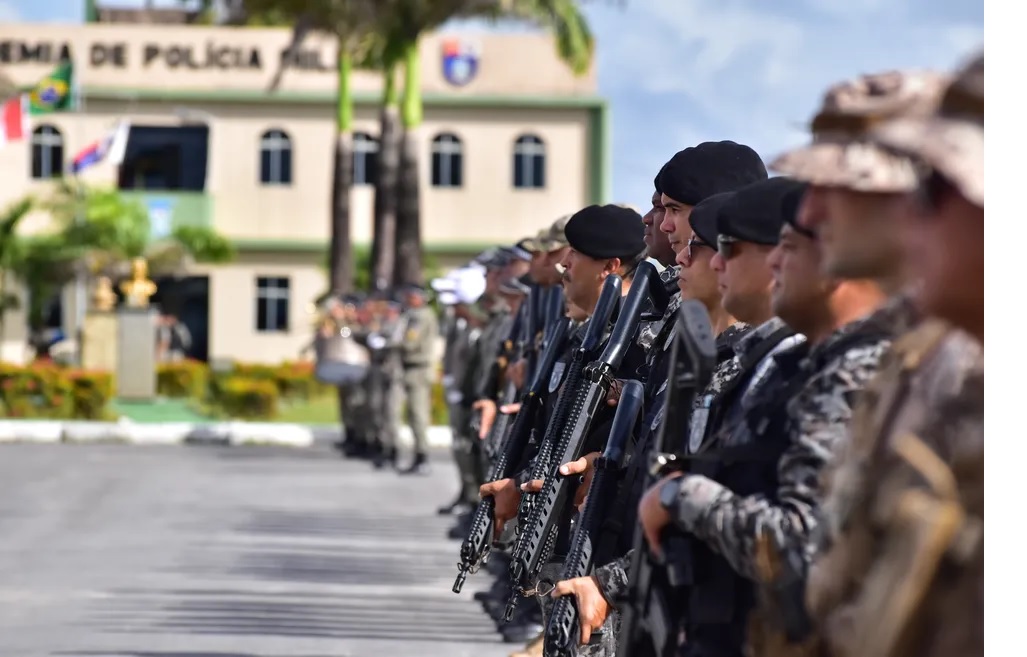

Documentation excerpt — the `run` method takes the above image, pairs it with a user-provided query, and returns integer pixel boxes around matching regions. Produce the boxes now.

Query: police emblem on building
[442,38,480,87]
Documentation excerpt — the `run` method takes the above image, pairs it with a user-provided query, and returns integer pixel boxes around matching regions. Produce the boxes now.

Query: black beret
[780,181,817,240]
[717,177,807,246]
[653,161,668,195]
[688,191,736,248]
[659,141,768,207]
[565,204,646,260]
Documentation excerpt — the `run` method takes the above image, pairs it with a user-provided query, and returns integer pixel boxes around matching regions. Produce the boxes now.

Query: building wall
[0,22,604,365]
[194,251,326,365]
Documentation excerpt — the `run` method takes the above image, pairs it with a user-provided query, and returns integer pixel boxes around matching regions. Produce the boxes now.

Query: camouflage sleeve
[593,550,633,607]
[672,342,889,582]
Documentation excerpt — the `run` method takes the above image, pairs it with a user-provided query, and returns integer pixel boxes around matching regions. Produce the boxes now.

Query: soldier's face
[560,248,609,313]
[711,240,774,323]
[541,247,569,283]
[800,186,906,283]
[643,192,675,266]
[528,251,548,283]
[676,232,720,311]
[485,267,503,295]
[903,172,984,338]
[658,193,694,254]
[768,225,832,330]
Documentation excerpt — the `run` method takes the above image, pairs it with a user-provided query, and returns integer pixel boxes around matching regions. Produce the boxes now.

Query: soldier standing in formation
[309,45,982,657]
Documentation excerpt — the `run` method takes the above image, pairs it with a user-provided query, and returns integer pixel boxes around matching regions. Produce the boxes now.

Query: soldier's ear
[604,257,622,274]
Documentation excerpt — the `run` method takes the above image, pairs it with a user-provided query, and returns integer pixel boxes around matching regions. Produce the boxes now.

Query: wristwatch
[658,477,682,513]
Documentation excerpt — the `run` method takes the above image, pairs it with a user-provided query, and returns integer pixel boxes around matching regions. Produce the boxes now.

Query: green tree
[0,197,34,343]
[6,181,235,333]
[381,0,595,286]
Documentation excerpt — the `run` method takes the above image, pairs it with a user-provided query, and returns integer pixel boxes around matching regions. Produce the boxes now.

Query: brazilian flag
[28,60,75,115]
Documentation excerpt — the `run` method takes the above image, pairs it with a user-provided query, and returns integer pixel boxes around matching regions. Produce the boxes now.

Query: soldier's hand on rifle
[506,359,527,389]
[559,452,602,510]
[606,379,626,407]
[520,479,544,493]
[479,478,521,538]
[500,402,522,415]
[551,575,611,645]
[638,472,685,556]
[472,399,498,439]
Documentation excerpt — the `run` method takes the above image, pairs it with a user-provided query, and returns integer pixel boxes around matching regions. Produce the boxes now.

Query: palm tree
[381,0,595,286]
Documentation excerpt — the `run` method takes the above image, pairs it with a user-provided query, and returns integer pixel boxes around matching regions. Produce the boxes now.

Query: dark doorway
[150,275,211,362]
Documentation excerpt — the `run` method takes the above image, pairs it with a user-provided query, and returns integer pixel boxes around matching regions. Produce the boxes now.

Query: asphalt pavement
[0,443,510,657]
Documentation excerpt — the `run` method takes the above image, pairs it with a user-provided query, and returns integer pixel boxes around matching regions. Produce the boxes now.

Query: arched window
[431,133,463,188]
[353,131,379,185]
[513,134,545,189]
[31,125,64,179]
[259,129,292,185]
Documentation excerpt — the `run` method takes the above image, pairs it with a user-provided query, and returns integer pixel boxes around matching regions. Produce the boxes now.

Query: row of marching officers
[442,53,983,657]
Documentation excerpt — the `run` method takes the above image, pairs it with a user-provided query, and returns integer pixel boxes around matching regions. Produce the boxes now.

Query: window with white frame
[431,133,463,188]
[31,125,64,179]
[513,134,545,189]
[255,276,290,332]
[259,129,293,185]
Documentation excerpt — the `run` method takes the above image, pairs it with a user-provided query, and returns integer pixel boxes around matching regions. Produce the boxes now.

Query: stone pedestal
[81,312,118,372]
[116,308,158,400]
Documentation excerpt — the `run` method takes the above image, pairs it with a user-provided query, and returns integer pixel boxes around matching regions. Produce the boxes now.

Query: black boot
[373,447,397,470]
[398,452,429,475]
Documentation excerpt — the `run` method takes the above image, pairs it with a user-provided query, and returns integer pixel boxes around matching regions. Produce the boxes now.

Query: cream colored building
[0,22,608,365]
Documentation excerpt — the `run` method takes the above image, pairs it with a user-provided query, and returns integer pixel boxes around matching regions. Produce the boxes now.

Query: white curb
[0,419,454,448]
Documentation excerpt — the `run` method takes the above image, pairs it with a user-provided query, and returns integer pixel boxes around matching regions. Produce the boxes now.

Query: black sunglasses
[685,237,713,263]
[717,234,740,260]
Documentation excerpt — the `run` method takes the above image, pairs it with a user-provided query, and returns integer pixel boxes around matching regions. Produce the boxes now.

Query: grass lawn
[274,393,340,425]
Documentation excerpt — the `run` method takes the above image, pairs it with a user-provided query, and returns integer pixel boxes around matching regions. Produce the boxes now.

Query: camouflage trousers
[536,561,621,657]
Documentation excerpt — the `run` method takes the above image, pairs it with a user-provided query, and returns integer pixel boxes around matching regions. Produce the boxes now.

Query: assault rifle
[544,379,646,657]
[617,300,718,657]
[512,275,623,527]
[505,261,670,620]
[453,315,574,594]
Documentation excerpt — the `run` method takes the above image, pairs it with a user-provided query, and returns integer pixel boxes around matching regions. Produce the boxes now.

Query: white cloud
[580,0,983,204]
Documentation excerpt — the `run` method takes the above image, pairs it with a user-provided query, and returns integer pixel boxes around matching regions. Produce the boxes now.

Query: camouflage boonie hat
[538,214,572,252]
[870,52,983,208]
[771,70,950,193]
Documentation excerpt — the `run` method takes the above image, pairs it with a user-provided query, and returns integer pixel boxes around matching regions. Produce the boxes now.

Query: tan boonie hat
[870,52,983,208]
[771,70,950,193]
[538,214,572,252]
[519,228,549,253]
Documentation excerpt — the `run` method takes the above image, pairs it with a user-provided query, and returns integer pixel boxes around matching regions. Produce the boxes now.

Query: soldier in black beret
[643,162,676,266]
[711,176,806,325]
[658,140,769,256]
[561,204,646,315]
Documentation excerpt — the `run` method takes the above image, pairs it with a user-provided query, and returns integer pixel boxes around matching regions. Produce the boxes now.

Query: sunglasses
[717,234,740,260]
[683,237,713,265]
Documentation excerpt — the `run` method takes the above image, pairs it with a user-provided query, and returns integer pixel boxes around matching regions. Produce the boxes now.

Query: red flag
[1,95,27,146]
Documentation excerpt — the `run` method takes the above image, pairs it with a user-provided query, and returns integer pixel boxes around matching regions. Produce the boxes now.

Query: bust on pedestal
[81,276,119,372]
[116,258,159,400]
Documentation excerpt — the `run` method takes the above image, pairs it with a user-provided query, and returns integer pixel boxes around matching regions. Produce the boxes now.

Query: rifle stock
[544,379,645,657]
[617,300,717,657]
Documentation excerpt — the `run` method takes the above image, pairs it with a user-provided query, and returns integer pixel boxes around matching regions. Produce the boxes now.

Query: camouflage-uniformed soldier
[768,66,984,657]
[393,284,440,475]
[791,55,984,657]
[548,145,769,654]
[363,298,405,468]
[434,265,488,514]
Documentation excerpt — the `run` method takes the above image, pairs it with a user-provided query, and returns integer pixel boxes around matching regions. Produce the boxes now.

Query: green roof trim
[231,239,498,255]
[81,86,605,110]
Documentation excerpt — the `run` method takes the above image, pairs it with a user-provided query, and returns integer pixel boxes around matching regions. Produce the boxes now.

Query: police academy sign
[0,38,481,84]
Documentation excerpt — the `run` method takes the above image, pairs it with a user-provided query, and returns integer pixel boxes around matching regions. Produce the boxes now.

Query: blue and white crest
[442,38,480,87]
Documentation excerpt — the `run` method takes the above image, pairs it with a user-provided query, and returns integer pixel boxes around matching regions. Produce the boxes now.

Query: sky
[1,0,984,207]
